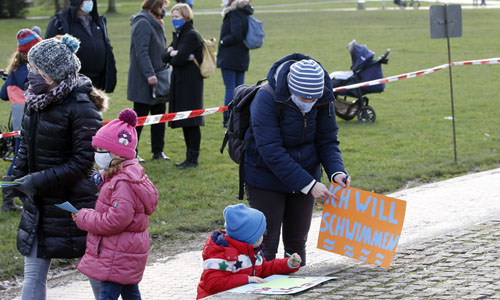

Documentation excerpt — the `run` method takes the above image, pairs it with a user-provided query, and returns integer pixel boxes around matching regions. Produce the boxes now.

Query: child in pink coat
[72,108,158,300]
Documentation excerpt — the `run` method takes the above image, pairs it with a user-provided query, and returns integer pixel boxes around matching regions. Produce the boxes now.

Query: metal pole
[445,5,458,163]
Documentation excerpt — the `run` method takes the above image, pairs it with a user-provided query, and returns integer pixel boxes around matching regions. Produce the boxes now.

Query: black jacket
[216,1,252,72]
[45,0,117,93]
[13,75,108,259]
[163,21,204,128]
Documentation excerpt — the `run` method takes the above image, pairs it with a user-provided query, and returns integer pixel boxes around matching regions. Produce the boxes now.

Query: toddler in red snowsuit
[197,204,301,299]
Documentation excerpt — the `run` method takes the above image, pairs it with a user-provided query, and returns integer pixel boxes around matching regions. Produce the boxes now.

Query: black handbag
[153,66,171,100]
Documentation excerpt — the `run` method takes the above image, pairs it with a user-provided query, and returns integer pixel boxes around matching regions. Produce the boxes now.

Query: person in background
[74,108,158,300]
[45,0,117,93]
[175,0,193,7]
[31,26,42,37]
[217,0,253,127]
[12,34,107,300]
[197,204,301,299]
[163,3,203,169]
[128,0,170,162]
[244,54,351,266]
[0,29,42,212]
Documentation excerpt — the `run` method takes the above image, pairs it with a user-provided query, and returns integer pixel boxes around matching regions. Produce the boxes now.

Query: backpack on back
[243,16,265,50]
[194,38,217,79]
[220,79,275,199]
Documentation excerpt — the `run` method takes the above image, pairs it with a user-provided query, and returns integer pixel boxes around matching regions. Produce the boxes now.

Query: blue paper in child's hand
[55,201,79,214]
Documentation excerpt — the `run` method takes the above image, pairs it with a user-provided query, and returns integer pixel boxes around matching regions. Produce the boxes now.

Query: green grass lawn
[0,0,499,280]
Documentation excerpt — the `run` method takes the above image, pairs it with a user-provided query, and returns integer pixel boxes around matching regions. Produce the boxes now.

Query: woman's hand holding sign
[311,182,337,201]
[312,173,351,201]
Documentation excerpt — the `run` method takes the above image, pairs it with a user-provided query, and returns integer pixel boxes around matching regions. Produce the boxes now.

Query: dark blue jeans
[99,281,141,300]
[7,138,20,176]
[221,68,245,119]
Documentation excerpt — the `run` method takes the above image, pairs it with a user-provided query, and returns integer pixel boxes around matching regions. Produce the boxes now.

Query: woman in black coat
[12,35,107,300]
[217,0,253,126]
[163,3,203,169]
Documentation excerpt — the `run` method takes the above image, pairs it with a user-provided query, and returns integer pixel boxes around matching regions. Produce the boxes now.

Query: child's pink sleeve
[76,182,135,236]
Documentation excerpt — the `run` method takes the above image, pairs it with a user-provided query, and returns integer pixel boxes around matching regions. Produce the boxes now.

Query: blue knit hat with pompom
[224,204,267,246]
[28,34,81,83]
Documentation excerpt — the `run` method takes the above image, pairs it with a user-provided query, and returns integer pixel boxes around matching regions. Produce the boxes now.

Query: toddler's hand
[71,212,77,222]
[288,253,302,268]
[249,276,267,284]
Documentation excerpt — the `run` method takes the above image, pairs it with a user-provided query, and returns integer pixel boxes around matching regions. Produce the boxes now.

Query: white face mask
[291,94,317,113]
[94,151,113,169]
[222,0,230,6]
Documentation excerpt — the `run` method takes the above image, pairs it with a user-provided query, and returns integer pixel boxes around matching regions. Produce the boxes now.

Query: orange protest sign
[317,183,406,268]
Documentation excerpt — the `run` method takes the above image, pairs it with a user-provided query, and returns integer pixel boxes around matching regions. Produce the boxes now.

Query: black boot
[177,149,199,170]
[2,175,22,212]
[175,150,189,168]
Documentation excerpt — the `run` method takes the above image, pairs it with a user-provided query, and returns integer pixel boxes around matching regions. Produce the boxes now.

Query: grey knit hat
[28,34,81,83]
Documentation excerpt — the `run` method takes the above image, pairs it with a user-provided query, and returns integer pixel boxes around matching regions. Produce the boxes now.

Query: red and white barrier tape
[0,130,20,139]
[102,106,227,126]
[1,57,499,140]
[332,57,500,92]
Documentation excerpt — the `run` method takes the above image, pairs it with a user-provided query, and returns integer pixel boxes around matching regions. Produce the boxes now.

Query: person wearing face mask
[128,0,171,163]
[11,34,108,300]
[0,29,42,213]
[218,0,254,127]
[243,54,351,267]
[45,0,117,94]
[162,3,204,169]
[73,108,158,300]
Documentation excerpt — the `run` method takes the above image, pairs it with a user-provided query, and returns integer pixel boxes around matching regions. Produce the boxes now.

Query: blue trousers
[7,138,20,176]
[221,68,245,119]
[99,281,142,300]
[21,237,52,300]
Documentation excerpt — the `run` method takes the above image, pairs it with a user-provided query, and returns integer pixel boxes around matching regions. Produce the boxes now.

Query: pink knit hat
[92,109,138,159]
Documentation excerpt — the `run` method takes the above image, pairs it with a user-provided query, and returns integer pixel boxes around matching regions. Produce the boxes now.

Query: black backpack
[220,79,275,199]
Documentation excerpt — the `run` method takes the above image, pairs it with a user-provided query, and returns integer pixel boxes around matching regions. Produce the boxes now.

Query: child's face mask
[95,151,113,169]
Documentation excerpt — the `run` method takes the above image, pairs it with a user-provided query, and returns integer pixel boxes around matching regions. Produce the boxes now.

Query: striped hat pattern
[17,29,42,54]
[287,59,325,99]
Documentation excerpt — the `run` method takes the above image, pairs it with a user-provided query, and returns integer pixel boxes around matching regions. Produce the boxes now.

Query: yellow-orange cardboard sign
[317,183,406,268]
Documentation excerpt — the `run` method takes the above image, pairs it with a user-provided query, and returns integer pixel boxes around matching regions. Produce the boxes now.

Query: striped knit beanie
[287,59,325,99]
[17,29,42,54]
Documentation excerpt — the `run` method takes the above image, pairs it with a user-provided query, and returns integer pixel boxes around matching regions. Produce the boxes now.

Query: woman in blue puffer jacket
[244,53,351,266]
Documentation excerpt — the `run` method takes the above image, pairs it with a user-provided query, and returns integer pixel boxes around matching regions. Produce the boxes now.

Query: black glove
[13,175,37,198]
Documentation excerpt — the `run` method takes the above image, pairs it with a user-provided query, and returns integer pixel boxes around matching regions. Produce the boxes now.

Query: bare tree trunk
[107,0,117,13]
[54,0,60,13]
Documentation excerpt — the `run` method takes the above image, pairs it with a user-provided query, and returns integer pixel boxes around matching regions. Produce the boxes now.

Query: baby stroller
[330,40,390,123]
